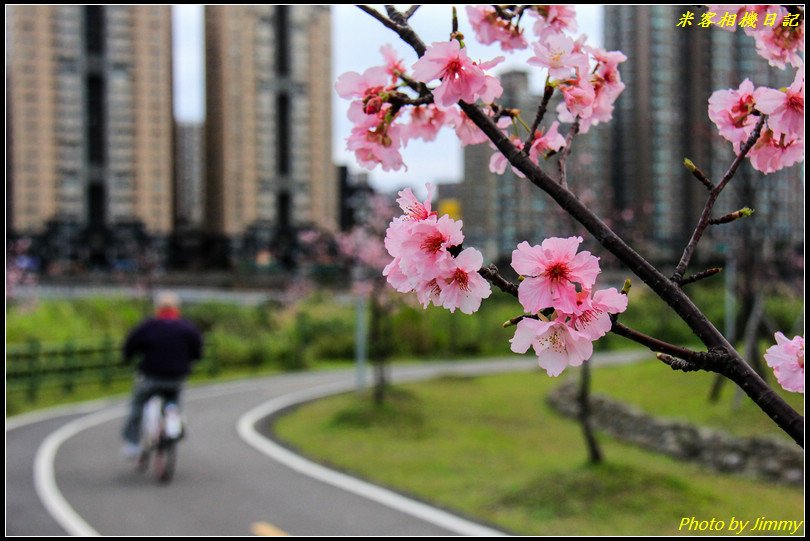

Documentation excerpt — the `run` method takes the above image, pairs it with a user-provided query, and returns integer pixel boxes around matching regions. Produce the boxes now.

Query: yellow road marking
[251,521,289,536]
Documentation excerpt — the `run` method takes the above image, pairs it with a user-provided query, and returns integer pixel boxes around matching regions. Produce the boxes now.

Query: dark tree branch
[672,116,766,282]
[403,5,420,19]
[677,267,723,286]
[522,84,555,154]
[478,264,519,297]
[388,92,433,107]
[359,8,804,446]
[611,320,703,361]
[358,5,401,34]
[557,117,581,188]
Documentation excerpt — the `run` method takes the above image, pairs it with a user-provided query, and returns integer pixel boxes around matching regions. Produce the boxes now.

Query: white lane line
[34,406,127,536]
[236,382,507,537]
[28,376,319,537]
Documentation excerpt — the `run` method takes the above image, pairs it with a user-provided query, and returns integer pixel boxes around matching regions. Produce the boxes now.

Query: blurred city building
[603,5,803,262]
[337,166,373,232]
[174,121,205,229]
[457,70,608,265]
[7,6,174,271]
[204,5,336,269]
[168,120,206,270]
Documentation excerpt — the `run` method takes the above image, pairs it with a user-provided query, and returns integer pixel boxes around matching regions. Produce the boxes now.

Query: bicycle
[137,394,184,484]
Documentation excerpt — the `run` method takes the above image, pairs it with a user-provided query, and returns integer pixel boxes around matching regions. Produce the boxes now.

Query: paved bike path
[7,352,648,536]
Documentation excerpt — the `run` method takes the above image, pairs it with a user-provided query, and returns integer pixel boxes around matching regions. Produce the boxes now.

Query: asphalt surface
[6,352,648,536]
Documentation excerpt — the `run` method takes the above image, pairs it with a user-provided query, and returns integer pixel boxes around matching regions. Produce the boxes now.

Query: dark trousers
[121,373,184,445]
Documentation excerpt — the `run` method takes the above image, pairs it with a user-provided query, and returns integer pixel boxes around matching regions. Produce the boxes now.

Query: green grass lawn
[274,365,804,536]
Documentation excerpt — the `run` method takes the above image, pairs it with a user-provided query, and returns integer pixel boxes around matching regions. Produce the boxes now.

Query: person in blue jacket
[121,292,203,459]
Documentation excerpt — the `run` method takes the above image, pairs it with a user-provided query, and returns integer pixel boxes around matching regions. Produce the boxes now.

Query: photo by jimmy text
[678,516,804,535]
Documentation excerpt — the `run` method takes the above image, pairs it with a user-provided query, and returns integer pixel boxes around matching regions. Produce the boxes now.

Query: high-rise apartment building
[174,121,205,228]
[603,6,802,261]
[7,6,174,265]
[204,5,336,263]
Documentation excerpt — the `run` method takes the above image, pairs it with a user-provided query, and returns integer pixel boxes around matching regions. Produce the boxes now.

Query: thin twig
[403,5,420,19]
[709,208,754,225]
[358,5,401,34]
[478,264,519,297]
[677,267,723,286]
[684,158,715,191]
[671,115,765,282]
[657,353,702,372]
[557,118,581,188]
[611,320,703,361]
[522,84,555,154]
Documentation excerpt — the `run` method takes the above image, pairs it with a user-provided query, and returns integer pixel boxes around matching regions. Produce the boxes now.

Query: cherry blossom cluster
[336,40,504,172]
[707,5,804,69]
[383,184,492,314]
[336,6,626,173]
[509,237,628,377]
[708,68,804,173]
[764,332,805,393]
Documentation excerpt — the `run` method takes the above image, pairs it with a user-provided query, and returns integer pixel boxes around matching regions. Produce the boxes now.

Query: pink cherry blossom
[383,257,413,293]
[510,317,594,376]
[764,332,804,393]
[405,105,449,142]
[437,247,492,314]
[396,183,437,221]
[529,121,566,162]
[529,5,578,40]
[752,13,804,69]
[754,70,804,139]
[708,79,758,144]
[511,236,601,314]
[335,66,389,101]
[528,33,588,80]
[559,76,596,119]
[380,44,406,83]
[565,287,628,340]
[747,128,804,173]
[447,108,490,145]
[346,113,406,172]
[466,5,528,52]
[411,41,504,110]
[490,135,527,178]
[399,215,464,278]
[414,277,443,309]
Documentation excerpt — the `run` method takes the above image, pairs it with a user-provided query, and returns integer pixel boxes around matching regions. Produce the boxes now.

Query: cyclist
[121,292,203,460]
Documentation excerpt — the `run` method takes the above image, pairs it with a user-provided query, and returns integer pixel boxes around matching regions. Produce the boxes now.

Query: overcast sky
[172,5,603,193]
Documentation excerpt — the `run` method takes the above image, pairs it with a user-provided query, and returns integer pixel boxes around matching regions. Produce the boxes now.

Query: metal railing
[6,337,222,403]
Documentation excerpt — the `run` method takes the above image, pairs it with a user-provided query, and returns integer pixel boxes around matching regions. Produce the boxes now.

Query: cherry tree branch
[403,5,420,19]
[671,116,766,282]
[657,353,701,373]
[557,117,581,188]
[359,8,804,446]
[478,264,519,297]
[676,267,723,286]
[522,84,555,154]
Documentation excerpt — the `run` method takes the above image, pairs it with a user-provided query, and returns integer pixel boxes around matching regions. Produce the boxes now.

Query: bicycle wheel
[137,448,151,473]
[154,440,177,484]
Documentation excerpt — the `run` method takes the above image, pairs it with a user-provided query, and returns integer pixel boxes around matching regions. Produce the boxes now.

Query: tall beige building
[7,6,174,262]
[205,5,336,259]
